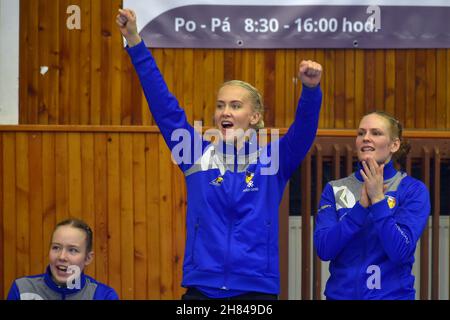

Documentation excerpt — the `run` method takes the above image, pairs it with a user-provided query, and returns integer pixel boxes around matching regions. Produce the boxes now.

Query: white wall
[0,0,20,124]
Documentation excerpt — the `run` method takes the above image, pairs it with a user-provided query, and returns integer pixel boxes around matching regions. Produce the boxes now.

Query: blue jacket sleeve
[314,183,369,261]
[370,179,430,264]
[278,85,322,181]
[126,41,204,172]
[93,284,120,300]
[7,281,20,300]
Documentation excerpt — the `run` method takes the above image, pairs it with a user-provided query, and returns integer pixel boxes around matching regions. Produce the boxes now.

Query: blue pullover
[127,41,322,297]
[314,161,430,299]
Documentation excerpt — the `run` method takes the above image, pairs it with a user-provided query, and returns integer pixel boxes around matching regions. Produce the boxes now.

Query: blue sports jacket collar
[43,265,87,296]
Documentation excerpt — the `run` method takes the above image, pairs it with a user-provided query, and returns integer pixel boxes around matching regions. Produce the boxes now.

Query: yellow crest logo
[387,196,396,209]
[245,172,254,185]
[210,176,224,187]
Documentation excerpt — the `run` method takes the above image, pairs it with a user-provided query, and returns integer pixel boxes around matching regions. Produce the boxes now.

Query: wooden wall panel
[0,127,449,300]
[0,129,183,299]
[18,0,450,130]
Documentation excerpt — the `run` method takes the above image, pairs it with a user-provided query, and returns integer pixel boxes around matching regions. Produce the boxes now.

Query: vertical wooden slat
[68,133,82,217]
[107,133,121,296]
[426,50,436,129]
[395,50,406,125]
[385,50,396,116]
[29,133,43,275]
[203,50,215,127]
[81,134,96,277]
[100,0,112,125]
[215,49,225,103]
[133,134,147,299]
[42,133,56,266]
[3,134,17,294]
[223,49,234,81]
[313,144,323,300]
[121,47,133,125]
[435,50,446,129]
[334,50,345,129]
[93,133,108,285]
[374,51,385,111]
[364,50,375,113]
[16,133,30,278]
[172,50,184,125]
[254,50,265,119]
[431,148,440,300]
[26,0,39,123]
[420,147,430,300]
[274,50,286,128]
[159,137,174,299]
[405,51,416,129]
[55,133,69,221]
[38,0,49,124]
[80,0,91,124]
[58,0,68,124]
[111,0,122,125]
[344,50,355,128]
[324,50,335,128]
[354,50,365,124]
[285,50,296,126]
[172,166,186,299]
[119,133,134,299]
[314,50,325,128]
[48,0,60,124]
[146,134,161,299]
[279,184,289,300]
[301,152,312,300]
[90,0,101,125]
[263,49,276,128]
[233,50,243,80]
[415,50,426,129]
[183,49,194,124]
[68,0,81,125]
[193,50,204,124]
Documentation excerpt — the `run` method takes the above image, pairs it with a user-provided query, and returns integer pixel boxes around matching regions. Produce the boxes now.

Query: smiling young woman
[314,111,430,300]
[117,8,323,300]
[7,219,118,300]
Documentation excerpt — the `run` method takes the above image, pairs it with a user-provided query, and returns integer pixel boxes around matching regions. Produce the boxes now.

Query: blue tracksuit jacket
[127,40,322,296]
[7,266,119,300]
[314,161,430,299]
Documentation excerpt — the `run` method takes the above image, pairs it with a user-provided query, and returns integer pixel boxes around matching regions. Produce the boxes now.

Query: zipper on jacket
[266,220,271,273]
[223,150,238,290]
[222,204,234,290]
[192,217,200,265]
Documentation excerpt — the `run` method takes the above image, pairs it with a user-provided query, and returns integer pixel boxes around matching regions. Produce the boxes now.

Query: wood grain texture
[18,0,450,130]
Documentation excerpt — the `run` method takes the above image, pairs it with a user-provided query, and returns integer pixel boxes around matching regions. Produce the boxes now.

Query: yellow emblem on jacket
[387,195,396,209]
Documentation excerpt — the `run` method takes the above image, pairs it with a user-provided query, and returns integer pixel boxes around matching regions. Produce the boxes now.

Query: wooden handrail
[0,125,449,139]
